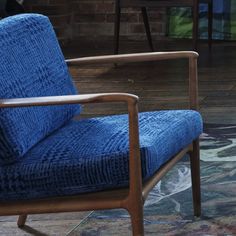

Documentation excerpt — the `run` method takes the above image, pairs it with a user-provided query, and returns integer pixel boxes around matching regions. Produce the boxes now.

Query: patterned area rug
[68,124,236,236]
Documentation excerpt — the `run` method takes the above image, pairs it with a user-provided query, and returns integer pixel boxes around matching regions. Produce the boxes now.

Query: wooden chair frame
[114,0,213,53]
[0,51,200,236]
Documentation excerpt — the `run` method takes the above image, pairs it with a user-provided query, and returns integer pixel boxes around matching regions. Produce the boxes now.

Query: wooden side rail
[0,93,138,108]
[66,51,198,65]
[66,51,199,110]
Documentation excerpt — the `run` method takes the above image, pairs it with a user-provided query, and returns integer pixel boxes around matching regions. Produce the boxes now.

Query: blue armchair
[0,14,202,235]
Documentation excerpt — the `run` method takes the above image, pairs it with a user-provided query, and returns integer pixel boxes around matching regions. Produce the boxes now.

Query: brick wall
[24,0,167,43]
[25,0,74,44]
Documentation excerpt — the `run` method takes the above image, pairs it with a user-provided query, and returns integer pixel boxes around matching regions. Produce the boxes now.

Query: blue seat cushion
[0,110,202,201]
[0,14,80,165]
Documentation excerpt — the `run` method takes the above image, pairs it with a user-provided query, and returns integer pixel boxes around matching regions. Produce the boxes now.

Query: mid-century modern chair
[114,0,213,53]
[0,14,203,236]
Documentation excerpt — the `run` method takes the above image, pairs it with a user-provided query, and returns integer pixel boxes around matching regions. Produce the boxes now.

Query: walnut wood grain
[66,51,198,65]
[0,93,138,108]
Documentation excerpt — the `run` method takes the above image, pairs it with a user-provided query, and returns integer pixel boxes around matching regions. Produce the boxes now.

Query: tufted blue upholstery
[0,110,202,201]
[0,14,80,165]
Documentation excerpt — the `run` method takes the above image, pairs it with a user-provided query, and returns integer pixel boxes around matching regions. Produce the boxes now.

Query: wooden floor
[66,39,236,124]
[1,39,236,235]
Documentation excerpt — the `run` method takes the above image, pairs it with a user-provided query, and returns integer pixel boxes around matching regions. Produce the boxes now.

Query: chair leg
[192,2,199,51]
[128,204,144,236]
[17,214,27,228]
[190,139,201,217]
[208,0,213,50]
[114,0,121,54]
[141,7,154,52]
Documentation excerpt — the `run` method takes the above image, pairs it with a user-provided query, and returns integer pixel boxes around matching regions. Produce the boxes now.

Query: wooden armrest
[65,51,198,66]
[0,93,138,108]
[66,51,199,110]
[0,92,141,195]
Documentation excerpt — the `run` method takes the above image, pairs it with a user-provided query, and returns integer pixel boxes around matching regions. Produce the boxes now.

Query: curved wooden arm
[66,51,199,110]
[0,92,141,197]
[65,51,198,65]
[0,93,138,108]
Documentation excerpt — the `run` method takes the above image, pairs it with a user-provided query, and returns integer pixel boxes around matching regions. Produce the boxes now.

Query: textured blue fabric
[0,14,80,165]
[0,110,203,201]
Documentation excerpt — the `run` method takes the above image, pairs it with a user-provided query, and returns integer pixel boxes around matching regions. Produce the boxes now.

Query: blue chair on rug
[0,14,203,236]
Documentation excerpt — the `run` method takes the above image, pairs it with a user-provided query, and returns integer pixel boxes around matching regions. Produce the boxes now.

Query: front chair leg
[17,214,27,228]
[190,139,201,217]
[128,205,144,236]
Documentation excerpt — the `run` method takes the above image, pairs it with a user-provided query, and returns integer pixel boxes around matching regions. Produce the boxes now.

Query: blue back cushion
[0,14,80,165]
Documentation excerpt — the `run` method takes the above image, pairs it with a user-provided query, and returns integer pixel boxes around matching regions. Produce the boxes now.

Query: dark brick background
[24,0,167,44]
